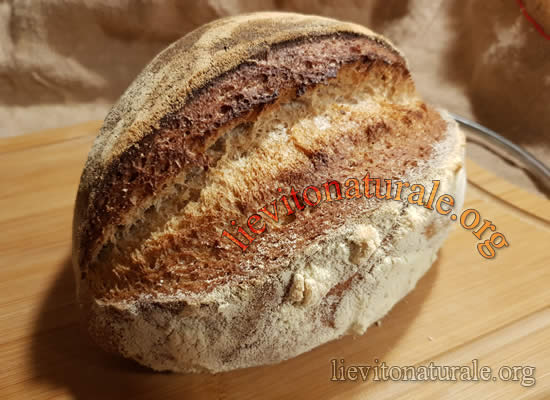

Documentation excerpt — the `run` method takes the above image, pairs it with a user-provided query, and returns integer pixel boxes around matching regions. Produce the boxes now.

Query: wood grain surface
[1,122,549,399]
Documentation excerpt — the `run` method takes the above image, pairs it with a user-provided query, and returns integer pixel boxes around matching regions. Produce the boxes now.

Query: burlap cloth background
[1,0,549,194]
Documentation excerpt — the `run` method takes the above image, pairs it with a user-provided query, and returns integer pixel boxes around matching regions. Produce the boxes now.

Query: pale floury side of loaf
[72,12,466,372]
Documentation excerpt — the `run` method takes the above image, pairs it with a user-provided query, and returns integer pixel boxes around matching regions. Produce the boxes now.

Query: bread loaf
[72,12,466,373]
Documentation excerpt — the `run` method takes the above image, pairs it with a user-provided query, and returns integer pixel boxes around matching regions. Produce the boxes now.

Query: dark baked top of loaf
[72,12,447,301]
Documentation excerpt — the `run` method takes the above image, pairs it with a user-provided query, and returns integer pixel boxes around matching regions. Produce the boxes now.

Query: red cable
[515,0,550,41]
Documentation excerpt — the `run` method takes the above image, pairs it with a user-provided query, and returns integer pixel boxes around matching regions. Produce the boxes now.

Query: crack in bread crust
[86,66,445,300]
[74,33,407,282]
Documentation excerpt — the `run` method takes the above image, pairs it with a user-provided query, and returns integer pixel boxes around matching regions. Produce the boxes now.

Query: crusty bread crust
[72,12,466,373]
[72,12,405,284]
[84,112,465,372]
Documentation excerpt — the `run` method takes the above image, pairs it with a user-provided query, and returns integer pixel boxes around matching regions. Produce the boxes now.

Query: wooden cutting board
[1,122,549,400]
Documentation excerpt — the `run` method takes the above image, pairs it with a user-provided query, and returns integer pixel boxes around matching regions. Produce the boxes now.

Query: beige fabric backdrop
[1,0,549,191]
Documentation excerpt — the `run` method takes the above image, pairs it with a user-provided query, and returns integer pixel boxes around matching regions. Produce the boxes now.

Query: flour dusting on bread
[73,12,466,373]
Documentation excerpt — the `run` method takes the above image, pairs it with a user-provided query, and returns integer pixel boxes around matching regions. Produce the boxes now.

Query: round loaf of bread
[72,12,466,373]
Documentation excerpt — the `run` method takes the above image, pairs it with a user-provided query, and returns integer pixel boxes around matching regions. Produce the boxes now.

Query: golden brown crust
[86,79,446,300]
[73,13,406,286]
[71,13,468,372]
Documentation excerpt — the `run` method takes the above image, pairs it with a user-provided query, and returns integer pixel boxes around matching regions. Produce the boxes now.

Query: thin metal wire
[449,113,550,193]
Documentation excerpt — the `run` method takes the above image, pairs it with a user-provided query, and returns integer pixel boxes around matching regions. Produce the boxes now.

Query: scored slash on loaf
[72,12,466,373]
